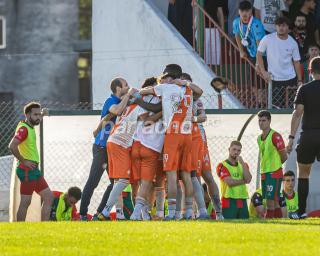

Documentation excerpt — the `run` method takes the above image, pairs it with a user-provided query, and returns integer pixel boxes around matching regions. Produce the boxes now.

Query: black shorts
[296,131,320,164]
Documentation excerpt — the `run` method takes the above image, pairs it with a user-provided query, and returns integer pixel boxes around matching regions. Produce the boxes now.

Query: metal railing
[192,1,269,109]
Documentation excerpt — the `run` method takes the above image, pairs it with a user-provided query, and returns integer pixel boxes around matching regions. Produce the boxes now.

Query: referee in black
[287,56,320,219]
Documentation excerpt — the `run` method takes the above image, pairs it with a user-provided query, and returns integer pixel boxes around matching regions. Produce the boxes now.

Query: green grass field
[1,219,319,256]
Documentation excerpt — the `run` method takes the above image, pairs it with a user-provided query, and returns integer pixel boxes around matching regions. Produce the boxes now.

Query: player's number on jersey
[266,185,273,192]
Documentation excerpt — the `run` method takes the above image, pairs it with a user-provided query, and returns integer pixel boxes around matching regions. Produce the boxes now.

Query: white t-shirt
[193,98,206,141]
[133,95,165,153]
[108,104,146,148]
[254,0,286,33]
[153,83,193,134]
[258,32,300,81]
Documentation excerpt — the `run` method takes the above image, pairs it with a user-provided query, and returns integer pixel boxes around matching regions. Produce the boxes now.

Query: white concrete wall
[92,0,241,109]
[0,155,13,221]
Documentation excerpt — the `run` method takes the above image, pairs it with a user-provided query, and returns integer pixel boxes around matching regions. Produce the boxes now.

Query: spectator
[175,0,193,45]
[204,0,224,65]
[302,44,320,82]
[290,14,309,60]
[281,0,294,18]
[228,0,254,36]
[210,76,228,94]
[168,0,177,28]
[216,141,252,220]
[257,16,302,108]
[254,0,287,34]
[233,1,265,62]
[295,0,320,46]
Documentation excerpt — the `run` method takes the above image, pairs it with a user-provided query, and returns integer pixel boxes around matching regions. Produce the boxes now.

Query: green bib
[55,194,73,221]
[257,129,282,174]
[16,121,39,163]
[220,161,248,199]
[284,191,299,213]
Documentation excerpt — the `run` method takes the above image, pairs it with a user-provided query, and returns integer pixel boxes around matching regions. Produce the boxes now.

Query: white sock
[155,187,165,217]
[185,197,193,219]
[176,183,183,212]
[131,196,146,219]
[101,179,129,217]
[175,211,183,219]
[192,177,207,215]
[142,203,151,221]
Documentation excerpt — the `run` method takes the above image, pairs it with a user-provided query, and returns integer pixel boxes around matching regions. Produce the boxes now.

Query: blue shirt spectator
[233,16,265,58]
[94,94,120,147]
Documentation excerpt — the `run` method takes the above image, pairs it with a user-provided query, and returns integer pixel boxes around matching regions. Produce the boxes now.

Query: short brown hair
[275,16,290,26]
[110,78,124,93]
[24,102,41,115]
[230,140,242,148]
[142,77,157,88]
[310,56,320,74]
[258,110,271,120]
[181,73,192,82]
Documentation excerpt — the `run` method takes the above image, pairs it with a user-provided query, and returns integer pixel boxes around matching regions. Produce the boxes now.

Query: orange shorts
[163,133,192,172]
[202,142,212,172]
[107,142,131,179]
[156,155,165,180]
[131,141,160,182]
[191,136,204,177]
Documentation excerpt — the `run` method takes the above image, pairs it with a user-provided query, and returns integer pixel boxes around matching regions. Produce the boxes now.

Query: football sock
[155,187,165,217]
[101,179,129,217]
[167,199,176,218]
[185,197,193,219]
[191,177,207,216]
[298,178,309,215]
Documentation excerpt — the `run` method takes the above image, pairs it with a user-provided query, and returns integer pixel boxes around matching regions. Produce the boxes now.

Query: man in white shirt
[256,16,303,108]
[254,0,287,33]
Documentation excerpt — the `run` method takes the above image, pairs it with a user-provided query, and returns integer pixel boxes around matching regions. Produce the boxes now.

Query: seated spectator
[228,0,254,36]
[216,141,252,219]
[210,76,228,94]
[295,0,319,46]
[257,16,302,108]
[290,14,309,61]
[254,0,287,34]
[233,1,265,63]
[50,186,82,221]
[249,188,287,218]
[204,0,224,65]
[302,44,320,82]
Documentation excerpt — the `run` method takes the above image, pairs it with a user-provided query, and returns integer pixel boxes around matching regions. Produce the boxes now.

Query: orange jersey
[153,84,193,134]
[108,104,146,149]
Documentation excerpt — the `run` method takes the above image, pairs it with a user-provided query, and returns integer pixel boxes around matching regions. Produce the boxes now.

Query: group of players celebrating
[87,63,298,221]
[10,63,303,222]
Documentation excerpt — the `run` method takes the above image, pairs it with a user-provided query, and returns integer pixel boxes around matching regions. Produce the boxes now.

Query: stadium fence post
[40,119,44,175]
[267,78,272,109]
